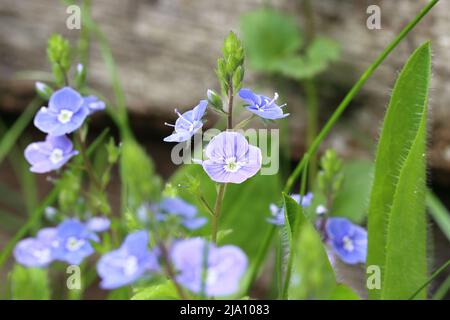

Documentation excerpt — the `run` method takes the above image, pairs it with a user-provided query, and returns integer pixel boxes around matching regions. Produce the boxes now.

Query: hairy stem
[211,184,227,244]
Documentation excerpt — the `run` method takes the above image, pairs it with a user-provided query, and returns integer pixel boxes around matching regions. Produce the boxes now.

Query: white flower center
[342,236,354,252]
[123,255,139,276]
[224,157,242,173]
[57,109,74,124]
[33,248,51,263]
[206,269,219,286]
[66,237,85,252]
[49,148,64,164]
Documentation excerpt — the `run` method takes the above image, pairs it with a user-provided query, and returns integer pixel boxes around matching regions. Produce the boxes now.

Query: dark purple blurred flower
[24,135,78,173]
[164,100,207,142]
[52,219,99,265]
[155,197,207,230]
[97,231,159,289]
[13,228,57,267]
[267,193,313,226]
[326,217,367,265]
[202,131,262,184]
[238,88,289,120]
[171,238,248,297]
[34,87,89,136]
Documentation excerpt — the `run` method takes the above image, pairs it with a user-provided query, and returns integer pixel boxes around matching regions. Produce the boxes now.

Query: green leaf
[131,280,179,300]
[170,165,281,263]
[240,9,302,71]
[272,37,340,80]
[426,190,450,242]
[367,42,431,299]
[284,195,336,299]
[11,265,51,300]
[329,284,360,300]
[331,160,373,224]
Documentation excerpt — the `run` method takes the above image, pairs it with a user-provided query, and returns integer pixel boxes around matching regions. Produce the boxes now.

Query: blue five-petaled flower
[154,197,207,230]
[170,238,248,297]
[238,88,289,120]
[34,87,90,136]
[326,217,367,265]
[96,231,159,289]
[24,134,78,174]
[164,100,208,142]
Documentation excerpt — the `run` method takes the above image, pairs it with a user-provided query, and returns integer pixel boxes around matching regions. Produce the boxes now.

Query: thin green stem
[409,259,450,300]
[158,243,190,300]
[227,81,234,129]
[234,114,256,130]
[284,0,440,194]
[433,272,450,300]
[211,184,226,243]
[75,131,102,192]
[304,79,318,183]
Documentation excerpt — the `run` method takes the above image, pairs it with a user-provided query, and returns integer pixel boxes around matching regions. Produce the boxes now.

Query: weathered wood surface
[1,0,450,175]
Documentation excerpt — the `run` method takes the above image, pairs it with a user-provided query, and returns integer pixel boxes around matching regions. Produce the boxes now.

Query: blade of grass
[409,259,450,300]
[426,190,450,241]
[0,97,42,165]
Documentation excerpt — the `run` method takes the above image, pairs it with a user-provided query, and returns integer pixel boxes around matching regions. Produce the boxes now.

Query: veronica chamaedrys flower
[86,216,111,233]
[155,197,207,230]
[267,193,313,226]
[52,219,99,265]
[97,231,159,289]
[13,228,57,267]
[202,131,262,184]
[326,217,367,265]
[24,135,78,173]
[238,88,289,120]
[163,100,208,142]
[171,238,248,297]
[82,95,105,115]
[34,86,89,136]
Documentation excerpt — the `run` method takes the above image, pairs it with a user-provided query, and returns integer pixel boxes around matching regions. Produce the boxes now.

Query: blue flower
[238,88,289,120]
[13,228,57,267]
[34,87,90,136]
[86,216,110,233]
[170,238,248,297]
[163,100,207,142]
[154,197,207,230]
[51,219,99,265]
[82,95,105,115]
[325,217,367,265]
[267,193,313,226]
[24,135,78,174]
[97,231,159,289]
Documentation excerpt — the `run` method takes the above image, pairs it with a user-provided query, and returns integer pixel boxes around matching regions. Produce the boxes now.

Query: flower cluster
[25,86,105,174]
[14,217,110,267]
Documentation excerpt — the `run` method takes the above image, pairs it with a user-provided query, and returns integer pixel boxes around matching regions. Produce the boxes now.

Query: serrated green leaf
[11,265,51,300]
[367,42,431,299]
[284,195,336,299]
[240,9,302,71]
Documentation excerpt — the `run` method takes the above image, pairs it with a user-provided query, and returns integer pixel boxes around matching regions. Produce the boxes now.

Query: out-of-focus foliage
[367,42,431,300]
[241,9,339,80]
[11,265,51,300]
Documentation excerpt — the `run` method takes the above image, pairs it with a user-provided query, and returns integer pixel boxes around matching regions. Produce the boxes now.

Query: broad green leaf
[284,195,336,299]
[170,165,281,262]
[273,37,340,80]
[329,284,360,300]
[331,160,373,224]
[426,190,450,242]
[367,42,431,299]
[132,281,179,300]
[11,265,51,300]
[240,9,302,71]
